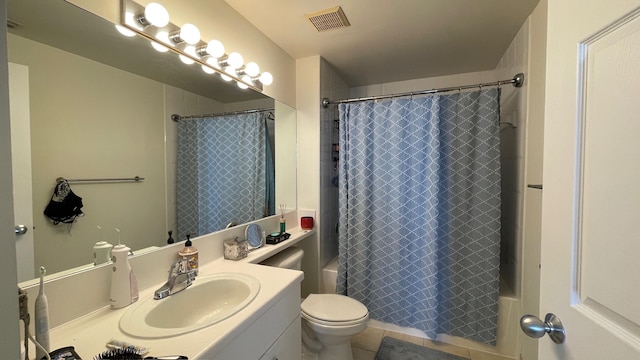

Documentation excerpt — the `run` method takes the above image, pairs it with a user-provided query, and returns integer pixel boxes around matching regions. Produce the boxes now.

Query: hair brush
[94,349,188,360]
[94,348,142,360]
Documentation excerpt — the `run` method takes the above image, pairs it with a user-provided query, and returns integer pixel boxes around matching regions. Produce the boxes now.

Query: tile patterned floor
[350,325,515,360]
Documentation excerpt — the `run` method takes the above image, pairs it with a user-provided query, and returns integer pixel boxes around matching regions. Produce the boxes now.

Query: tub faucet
[154,259,196,300]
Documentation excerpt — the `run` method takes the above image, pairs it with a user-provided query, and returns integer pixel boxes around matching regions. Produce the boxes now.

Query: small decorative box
[224,237,248,260]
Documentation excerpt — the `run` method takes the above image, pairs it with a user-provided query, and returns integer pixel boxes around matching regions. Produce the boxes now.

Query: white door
[538,0,640,358]
[8,62,34,283]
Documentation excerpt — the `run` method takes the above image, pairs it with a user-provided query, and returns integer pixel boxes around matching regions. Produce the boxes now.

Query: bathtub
[321,256,519,358]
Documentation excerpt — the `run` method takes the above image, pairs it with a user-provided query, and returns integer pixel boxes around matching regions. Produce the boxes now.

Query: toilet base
[302,340,353,360]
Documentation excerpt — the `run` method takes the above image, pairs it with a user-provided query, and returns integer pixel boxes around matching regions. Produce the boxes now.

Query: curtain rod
[322,73,524,108]
[171,108,275,122]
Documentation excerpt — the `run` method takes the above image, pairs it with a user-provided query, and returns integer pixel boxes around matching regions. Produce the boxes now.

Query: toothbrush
[35,266,50,360]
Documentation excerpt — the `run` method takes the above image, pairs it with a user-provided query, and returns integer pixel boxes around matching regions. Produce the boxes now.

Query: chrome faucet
[154,259,196,300]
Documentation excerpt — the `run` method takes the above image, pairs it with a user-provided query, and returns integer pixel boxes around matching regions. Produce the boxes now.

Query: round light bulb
[227,52,244,69]
[206,40,225,58]
[205,57,220,70]
[201,65,215,74]
[179,54,194,65]
[179,45,197,64]
[155,31,170,44]
[144,3,170,27]
[221,66,235,81]
[151,40,169,52]
[115,24,136,37]
[259,72,273,86]
[238,75,252,89]
[244,62,260,77]
[180,24,201,45]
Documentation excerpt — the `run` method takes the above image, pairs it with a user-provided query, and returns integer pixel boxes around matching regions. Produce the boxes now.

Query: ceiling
[224,0,540,87]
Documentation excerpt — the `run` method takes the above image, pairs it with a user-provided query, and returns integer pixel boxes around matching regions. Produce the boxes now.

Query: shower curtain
[336,88,502,344]
[176,112,274,240]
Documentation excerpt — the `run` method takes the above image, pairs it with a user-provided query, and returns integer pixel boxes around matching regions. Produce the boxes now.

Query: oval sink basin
[119,272,260,338]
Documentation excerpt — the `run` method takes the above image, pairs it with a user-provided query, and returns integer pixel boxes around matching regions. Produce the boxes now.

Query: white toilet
[260,247,369,360]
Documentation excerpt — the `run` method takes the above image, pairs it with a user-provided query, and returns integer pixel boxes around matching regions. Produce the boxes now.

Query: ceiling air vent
[305,6,350,32]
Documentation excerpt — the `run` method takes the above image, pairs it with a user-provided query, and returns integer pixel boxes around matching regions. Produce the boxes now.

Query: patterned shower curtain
[336,88,501,344]
[176,112,274,241]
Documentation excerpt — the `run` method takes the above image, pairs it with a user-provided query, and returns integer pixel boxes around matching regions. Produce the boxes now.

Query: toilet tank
[260,247,304,270]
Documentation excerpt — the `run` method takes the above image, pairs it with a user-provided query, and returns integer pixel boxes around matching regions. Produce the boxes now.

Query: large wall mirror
[8,0,297,283]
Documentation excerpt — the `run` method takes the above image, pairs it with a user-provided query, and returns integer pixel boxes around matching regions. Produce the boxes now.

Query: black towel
[43,180,84,225]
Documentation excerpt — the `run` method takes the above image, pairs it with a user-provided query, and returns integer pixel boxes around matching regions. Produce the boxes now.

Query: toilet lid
[301,294,368,323]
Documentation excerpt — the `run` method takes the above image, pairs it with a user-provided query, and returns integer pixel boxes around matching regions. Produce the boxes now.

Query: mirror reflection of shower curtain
[336,88,501,345]
[176,112,274,240]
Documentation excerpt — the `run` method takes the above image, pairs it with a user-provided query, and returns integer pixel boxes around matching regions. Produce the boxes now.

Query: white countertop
[236,227,315,264]
[44,260,303,359]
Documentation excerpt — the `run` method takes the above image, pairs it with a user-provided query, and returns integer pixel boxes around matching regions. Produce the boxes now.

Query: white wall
[0,0,22,357]
[519,1,547,359]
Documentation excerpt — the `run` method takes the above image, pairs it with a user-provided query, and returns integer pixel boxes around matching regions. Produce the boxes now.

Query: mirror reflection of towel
[44,180,84,225]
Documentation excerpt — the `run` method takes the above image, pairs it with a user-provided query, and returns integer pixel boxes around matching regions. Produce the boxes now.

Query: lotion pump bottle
[93,225,113,265]
[110,228,139,309]
[178,234,199,275]
[35,266,50,360]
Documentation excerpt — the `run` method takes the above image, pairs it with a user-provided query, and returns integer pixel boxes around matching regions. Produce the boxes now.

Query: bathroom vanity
[41,260,303,359]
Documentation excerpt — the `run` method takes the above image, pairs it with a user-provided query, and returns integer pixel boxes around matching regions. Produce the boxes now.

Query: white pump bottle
[109,228,139,308]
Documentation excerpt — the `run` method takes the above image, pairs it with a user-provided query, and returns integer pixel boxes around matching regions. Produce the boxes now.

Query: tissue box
[224,238,248,260]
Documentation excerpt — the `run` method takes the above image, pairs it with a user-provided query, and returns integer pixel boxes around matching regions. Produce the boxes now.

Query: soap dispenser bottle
[110,228,139,309]
[178,234,199,275]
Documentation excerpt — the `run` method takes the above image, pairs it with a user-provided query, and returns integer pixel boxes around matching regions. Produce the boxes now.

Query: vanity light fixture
[201,65,216,74]
[115,24,136,37]
[243,62,260,77]
[258,72,273,86]
[179,45,198,65]
[120,0,274,91]
[237,75,253,89]
[151,31,170,52]
[218,52,244,69]
[137,2,170,28]
[170,23,201,45]
[221,66,236,81]
[198,40,225,59]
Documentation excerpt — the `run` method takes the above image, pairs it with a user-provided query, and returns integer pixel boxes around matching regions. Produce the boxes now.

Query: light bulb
[201,65,215,74]
[259,72,273,86]
[179,45,197,64]
[238,75,252,89]
[144,3,170,27]
[244,62,260,77]
[179,24,201,45]
[115,24,136,37]
[155,31,171,45]
[221,66,235,81]
[206,40,225,58]
[179,54,194,64]
[151,40,169,52]
[205,57,220,70]
[227,52,244,69]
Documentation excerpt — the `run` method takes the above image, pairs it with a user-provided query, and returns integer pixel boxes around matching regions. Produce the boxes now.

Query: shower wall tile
[495,17,530,299]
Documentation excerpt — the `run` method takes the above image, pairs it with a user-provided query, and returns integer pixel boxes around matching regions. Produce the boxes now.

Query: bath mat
[375,336,467,360]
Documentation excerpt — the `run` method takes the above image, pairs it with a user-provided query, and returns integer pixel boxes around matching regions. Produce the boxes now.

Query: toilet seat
[301,294,368,326]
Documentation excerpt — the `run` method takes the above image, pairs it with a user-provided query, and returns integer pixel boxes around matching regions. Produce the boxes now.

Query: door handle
[14,225,28,235]
[520,313,566,344]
